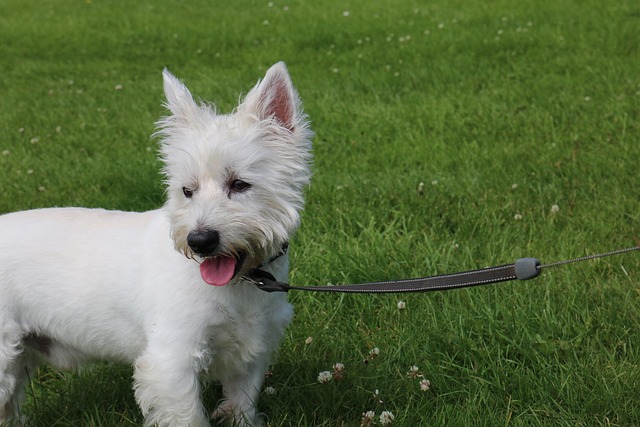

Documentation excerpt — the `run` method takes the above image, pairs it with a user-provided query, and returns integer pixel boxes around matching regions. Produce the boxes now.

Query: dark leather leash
[248,246,640,294]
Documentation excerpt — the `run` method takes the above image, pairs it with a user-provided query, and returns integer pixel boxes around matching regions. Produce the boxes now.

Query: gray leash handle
[515,258,542,280]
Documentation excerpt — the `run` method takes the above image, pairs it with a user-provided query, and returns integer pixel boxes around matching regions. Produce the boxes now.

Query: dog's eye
[230,179,251,194]
[182,187,194,198]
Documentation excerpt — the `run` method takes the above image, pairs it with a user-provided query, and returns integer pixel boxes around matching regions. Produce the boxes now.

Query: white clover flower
[407,365,420,378]
[360,410,376,427]
[550,204,560,214]
[419,379,431,391]
[332,362,345,380]
[304,336,313,345]
[379,410,395,425]
[397,300,406,310]
[514,213,523,220]
[364,347,381,365]
[317,371,333,383]
[264,386,276,395]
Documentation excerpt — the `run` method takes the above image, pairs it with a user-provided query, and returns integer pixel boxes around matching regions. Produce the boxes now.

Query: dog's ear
[162,68,200,118]
[242,62,301,132]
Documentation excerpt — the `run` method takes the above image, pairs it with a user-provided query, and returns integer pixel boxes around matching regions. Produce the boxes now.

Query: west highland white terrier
[0,62,313,426]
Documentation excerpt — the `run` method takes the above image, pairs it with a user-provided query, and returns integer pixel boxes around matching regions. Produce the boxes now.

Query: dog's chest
[195,289,292,377]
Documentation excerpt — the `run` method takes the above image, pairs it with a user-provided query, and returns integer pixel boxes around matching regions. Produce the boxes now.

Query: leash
[247,246,640,294]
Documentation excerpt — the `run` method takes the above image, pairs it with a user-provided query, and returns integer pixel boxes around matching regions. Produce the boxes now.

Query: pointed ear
[162,68,199,118]
[242,62,300,132]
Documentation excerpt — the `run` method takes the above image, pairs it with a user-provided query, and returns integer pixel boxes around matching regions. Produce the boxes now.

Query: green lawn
[1,0,639,426]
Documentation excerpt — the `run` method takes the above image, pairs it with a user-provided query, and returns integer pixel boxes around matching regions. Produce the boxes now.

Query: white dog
[0,62,313,426]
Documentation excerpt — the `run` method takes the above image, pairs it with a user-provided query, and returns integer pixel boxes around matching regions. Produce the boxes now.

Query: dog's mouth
[199,252,246,286]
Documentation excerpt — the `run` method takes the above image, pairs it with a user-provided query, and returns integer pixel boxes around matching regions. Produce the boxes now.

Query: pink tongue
[199,256,237,286]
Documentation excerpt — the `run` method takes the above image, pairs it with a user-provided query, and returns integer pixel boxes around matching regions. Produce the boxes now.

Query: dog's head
[156,62,313,286]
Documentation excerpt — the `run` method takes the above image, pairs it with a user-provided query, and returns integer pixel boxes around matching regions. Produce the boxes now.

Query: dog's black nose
[187,229,220,257]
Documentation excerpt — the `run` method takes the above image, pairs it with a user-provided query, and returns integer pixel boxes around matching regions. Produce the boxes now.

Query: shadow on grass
[24,364,142,427]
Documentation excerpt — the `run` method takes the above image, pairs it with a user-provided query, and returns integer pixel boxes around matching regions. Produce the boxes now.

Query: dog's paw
[210,401,233,421]
[210,402,265,427]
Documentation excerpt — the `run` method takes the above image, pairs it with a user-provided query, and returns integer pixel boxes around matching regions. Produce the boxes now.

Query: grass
[1,0,639,425]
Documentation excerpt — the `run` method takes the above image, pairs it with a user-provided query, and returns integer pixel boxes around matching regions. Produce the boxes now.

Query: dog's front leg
[211,361,269,427]
[133,349,209,427]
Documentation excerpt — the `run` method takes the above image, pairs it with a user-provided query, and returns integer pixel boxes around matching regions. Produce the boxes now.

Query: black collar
[245,242,289,290]
[258,242,288,269]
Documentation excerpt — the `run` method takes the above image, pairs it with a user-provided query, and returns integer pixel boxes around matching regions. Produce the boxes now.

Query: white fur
[0,62,313,427]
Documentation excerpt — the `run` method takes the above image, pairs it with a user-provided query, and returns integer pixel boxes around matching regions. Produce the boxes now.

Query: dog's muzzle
[186,229,249,286]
